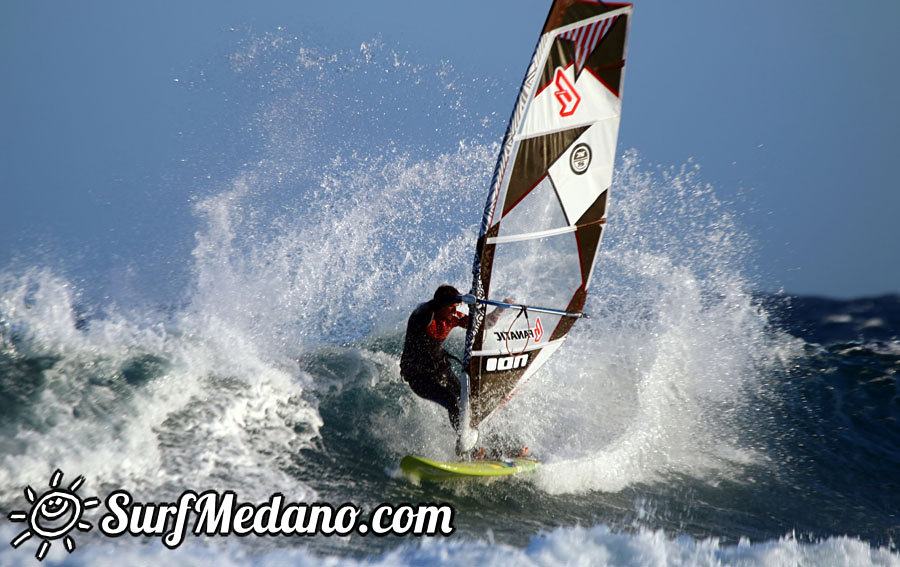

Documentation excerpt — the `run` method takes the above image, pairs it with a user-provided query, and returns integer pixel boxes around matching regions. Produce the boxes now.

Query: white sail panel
[549,118,619,224]
[521,63,622,138]
[497,175,569,237]
[478,311,565,356]
[487,232,582,309]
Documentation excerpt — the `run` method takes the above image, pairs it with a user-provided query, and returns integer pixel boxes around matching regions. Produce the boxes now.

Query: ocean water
[2,33,899,566]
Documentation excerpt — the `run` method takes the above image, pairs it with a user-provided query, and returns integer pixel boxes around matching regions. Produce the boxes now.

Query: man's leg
[406,370,461,430]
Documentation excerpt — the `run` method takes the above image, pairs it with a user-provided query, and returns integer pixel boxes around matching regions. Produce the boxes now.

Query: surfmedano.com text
[100,490,455,547]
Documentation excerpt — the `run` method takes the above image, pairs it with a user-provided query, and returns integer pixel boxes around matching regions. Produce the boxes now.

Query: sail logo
[570,143,592,175]
[553,67,581,117]
[492,317,543,343]
[485,354,529,372]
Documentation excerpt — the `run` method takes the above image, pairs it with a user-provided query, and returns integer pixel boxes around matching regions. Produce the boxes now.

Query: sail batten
[459,1,632,435]
[488,216,607,246]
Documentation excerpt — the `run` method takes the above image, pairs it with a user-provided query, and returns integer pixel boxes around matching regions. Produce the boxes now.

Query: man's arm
[484,298,512,329]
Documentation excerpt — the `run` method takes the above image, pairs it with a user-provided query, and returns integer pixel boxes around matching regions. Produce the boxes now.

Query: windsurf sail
[459,0,632,442]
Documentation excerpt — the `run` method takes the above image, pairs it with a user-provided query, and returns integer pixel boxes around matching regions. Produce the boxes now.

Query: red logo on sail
[534,317,544,342]
[553,68,580,117]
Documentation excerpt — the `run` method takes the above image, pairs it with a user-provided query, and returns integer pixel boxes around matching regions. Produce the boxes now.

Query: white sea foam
[1,523,896,567]
[0,35,499,516]
[0,35,505,511]
[479,155,794,494]
[0,267,319,505]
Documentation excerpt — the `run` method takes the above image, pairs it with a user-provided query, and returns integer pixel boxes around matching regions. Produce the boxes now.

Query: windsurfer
[401,285,516,456]
[400,285,469,431]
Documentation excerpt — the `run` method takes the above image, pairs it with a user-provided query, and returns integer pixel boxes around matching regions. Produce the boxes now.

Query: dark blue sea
[2,33,898,566]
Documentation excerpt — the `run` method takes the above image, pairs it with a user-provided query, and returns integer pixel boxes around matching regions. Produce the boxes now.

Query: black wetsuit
[400,300,467,430]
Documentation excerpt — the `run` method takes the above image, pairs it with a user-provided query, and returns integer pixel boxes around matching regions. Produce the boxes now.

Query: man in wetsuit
[400,285,468,430]
[401,286,527,459]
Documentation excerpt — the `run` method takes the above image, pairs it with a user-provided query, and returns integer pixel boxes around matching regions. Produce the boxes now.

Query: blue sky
[2,1,898,299]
